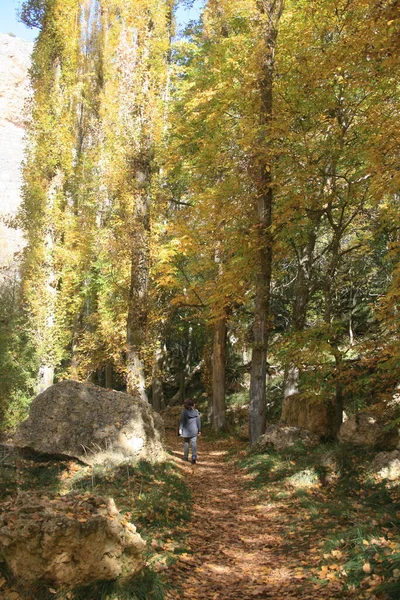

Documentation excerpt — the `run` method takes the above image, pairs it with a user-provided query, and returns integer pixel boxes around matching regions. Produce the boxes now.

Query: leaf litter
[163,433,399,600]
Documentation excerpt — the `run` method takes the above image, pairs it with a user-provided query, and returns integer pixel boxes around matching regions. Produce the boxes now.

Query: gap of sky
[0,0,204,42]
[0,0,37,41]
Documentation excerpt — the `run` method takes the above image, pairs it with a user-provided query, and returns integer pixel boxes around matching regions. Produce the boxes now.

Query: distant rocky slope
[0,33,33,278]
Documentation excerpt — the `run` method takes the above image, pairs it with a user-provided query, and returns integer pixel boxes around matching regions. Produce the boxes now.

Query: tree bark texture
[126,173,151,401]
[249,0,284,445]
[151,344,165,411]
[211,316,227,432]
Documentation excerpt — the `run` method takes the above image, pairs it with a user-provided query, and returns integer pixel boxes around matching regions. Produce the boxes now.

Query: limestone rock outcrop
[226,404,249,440]
[0,492,146,588]
[0,34,32,277]
[338,407,399,450]
[281,393,336,438]
[370,450,400,481]
[161,405,183,430]
[258,424,320,452]
[13,380,165,465]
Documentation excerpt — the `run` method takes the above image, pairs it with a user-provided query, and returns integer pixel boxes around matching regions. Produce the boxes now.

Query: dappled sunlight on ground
[164,431,347,600]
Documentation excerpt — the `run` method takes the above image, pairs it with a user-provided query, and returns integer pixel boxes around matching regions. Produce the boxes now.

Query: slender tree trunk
[38,167,64,393]
[151,345,165,411]
[211,316,227,431]
[179,371,185,404]
[283,219,320,398]
[250,235,272,444]
[105,363,113,389]
[249,0,284,445]
[169,360,204,406]
[323,210,345,435]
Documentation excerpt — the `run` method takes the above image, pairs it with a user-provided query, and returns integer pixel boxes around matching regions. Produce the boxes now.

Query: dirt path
[164,433,343,600]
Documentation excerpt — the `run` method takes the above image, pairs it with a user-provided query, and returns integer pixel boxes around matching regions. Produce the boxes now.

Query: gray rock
[258,424,320,451]
[0,492,146,588]
[370,450,400,481]
[12,380,165,465]
[338,408,399,450]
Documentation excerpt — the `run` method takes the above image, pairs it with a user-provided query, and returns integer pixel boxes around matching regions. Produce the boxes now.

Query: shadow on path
[164,432,344,600]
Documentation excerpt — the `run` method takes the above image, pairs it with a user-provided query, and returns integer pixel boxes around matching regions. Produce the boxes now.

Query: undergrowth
[238,442,400,599]
[0,454,192,599]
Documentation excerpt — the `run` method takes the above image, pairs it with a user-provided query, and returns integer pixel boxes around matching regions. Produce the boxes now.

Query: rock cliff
[0,33,33,278]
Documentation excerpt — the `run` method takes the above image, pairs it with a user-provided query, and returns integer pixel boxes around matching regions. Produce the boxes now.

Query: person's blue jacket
[179,407,201,438]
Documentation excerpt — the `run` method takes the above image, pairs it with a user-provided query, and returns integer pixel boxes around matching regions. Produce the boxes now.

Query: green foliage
[238,441,400,596]
[7,0,400,436]
[0,563,166,600]
[63,569,166,600]
[0,278,37,432]
[19,0,47,29]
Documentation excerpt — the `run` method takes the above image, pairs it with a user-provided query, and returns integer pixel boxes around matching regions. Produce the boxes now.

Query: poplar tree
[20,0,174,399]
[96,0,174,399]
[20,0,83,391]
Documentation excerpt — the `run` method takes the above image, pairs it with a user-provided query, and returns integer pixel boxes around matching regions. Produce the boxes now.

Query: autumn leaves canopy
[13,0,400,441]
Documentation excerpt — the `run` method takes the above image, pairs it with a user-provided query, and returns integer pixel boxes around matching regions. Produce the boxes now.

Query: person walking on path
[179,400,201,464]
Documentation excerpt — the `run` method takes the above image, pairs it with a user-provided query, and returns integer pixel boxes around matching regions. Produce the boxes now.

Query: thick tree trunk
[249,0,284,445]
[126,158,151,401]
[250,240,271,444]
[211,316,227,432]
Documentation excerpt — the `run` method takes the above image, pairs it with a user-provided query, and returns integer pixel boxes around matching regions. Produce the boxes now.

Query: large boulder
[370,450,400,481]
[338,407,399,450]
[226,404,249,440]
[12,380,165,465]
[161,405,183,431]
[258,424,320,452]
[0,492,145,588]
[281,393,335,438]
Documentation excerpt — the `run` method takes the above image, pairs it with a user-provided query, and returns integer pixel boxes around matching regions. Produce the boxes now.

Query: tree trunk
[211,316,227,431]
[38,365,55,394]
[37,167,64,393]
[249,0,284,445]
[169,360,204,406]
[126,159,151,401]
[283,219,320,399]
[179,371,186,404]
[105,363,113,389]
[323,211,345,434]
[151,345,165,411]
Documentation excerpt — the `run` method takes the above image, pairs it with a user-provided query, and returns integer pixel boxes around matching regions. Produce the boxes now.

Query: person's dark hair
[184,400,195,409]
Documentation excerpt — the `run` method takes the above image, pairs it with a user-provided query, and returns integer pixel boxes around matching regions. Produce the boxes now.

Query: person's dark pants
[183,436,197,460]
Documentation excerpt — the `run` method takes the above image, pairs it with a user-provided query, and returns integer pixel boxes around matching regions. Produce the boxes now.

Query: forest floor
[163,432,400,600]
[0,430,398,600]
